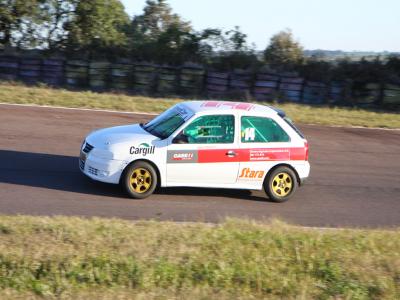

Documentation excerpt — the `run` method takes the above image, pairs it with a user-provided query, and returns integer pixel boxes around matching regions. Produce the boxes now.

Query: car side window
[180,115,235,144]
[241,116,290,143]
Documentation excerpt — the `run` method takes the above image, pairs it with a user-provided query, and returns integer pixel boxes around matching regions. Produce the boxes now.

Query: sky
[120,0,400,52]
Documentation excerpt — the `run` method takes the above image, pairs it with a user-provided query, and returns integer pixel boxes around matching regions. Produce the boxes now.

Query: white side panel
[292,161,311,180]
[167,163,240,184]
[236,161,275,189]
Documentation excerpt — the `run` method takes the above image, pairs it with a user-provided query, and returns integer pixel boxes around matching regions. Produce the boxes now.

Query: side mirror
[172,133,189,144]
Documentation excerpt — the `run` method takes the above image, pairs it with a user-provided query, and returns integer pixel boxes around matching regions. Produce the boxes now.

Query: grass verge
[0,81,399,129]
[0,216,399,299]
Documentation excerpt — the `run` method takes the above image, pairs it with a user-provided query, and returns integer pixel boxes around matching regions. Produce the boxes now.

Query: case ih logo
[239,168,265,179]
[130,143,155,156]
[167,150,198,163]
[173,153,194,161]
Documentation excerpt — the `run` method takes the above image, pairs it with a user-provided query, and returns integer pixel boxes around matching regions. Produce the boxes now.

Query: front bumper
[79,153,126,184]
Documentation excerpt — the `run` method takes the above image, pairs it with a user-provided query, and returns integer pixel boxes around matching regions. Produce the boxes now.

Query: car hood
[86,124,157,150]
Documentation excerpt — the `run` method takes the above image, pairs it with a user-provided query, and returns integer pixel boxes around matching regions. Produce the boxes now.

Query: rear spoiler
[270,106,305,139]
[270,106,286,118]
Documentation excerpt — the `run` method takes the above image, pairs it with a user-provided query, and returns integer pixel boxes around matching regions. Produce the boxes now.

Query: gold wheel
[130,168,152,194]
[271,172,293,197]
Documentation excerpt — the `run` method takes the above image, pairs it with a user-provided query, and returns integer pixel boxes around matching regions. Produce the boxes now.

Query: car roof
[179,100,281,116]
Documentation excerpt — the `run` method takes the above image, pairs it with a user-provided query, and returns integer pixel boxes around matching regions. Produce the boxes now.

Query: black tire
[264,166,298,203]
[122,161,157,199]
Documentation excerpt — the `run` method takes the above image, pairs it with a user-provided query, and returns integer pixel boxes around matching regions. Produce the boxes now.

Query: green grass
[0,81,399,129]
[0,216,399,299]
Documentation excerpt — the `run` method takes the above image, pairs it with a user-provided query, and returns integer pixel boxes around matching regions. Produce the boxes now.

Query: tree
[224,26,249,52]
[40,0,77,50]
[264,29,304,69]
[0,0,129,53]
[300,58,332,82]
[128,0,195,63]
[65,0,130,56]
[0,0,48,48]
[131,0,191,41]
[206,26,258,70]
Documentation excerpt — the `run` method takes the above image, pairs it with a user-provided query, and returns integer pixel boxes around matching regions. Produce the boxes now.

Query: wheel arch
[264,163,301,186]
[120,159,162,188]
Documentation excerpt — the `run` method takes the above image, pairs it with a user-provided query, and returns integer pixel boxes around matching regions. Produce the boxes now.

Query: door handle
[226,150,237,157]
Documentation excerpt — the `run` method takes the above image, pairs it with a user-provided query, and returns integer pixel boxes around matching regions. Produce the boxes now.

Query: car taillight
[304,141,309,161]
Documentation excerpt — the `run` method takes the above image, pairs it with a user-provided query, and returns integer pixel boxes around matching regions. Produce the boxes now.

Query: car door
[166,113,240,186]
[237,115,293,188]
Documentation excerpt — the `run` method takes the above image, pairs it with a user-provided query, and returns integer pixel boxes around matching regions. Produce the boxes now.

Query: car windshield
[143,105,192,139]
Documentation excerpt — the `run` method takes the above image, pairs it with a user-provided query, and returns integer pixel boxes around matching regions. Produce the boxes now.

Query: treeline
[0,0,255,65]
[1,0,400,85]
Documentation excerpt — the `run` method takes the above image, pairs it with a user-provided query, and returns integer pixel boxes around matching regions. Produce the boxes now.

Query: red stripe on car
[197,147,307,163]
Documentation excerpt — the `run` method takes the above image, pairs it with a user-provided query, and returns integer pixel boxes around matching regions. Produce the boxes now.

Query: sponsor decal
[130,143,155,156]
[167,150,198,163]
[249,148,290,161]
[238,168,265,179]
[173,153,194,161]
[243,127,255,141]
[201,101,255,111]
[167,147,305,164]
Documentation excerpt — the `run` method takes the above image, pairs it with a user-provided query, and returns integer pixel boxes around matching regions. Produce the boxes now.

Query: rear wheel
[123,161,157,199]
[264,167,298,203]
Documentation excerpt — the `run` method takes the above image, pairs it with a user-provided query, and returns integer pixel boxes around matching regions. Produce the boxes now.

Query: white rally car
[80,101,310,202]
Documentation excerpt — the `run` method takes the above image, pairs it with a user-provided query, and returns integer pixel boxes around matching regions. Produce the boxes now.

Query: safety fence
[0,55,399,108]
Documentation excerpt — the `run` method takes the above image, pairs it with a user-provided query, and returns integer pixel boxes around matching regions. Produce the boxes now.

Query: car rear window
[241,116,290,143]
[283,117,305,139]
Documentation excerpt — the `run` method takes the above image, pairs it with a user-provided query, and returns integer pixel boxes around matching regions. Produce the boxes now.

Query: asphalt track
[0,103,399,228]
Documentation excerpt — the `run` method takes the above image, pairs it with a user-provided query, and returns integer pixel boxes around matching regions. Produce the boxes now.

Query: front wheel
[123,161,157,199]
[264,167,298,203]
